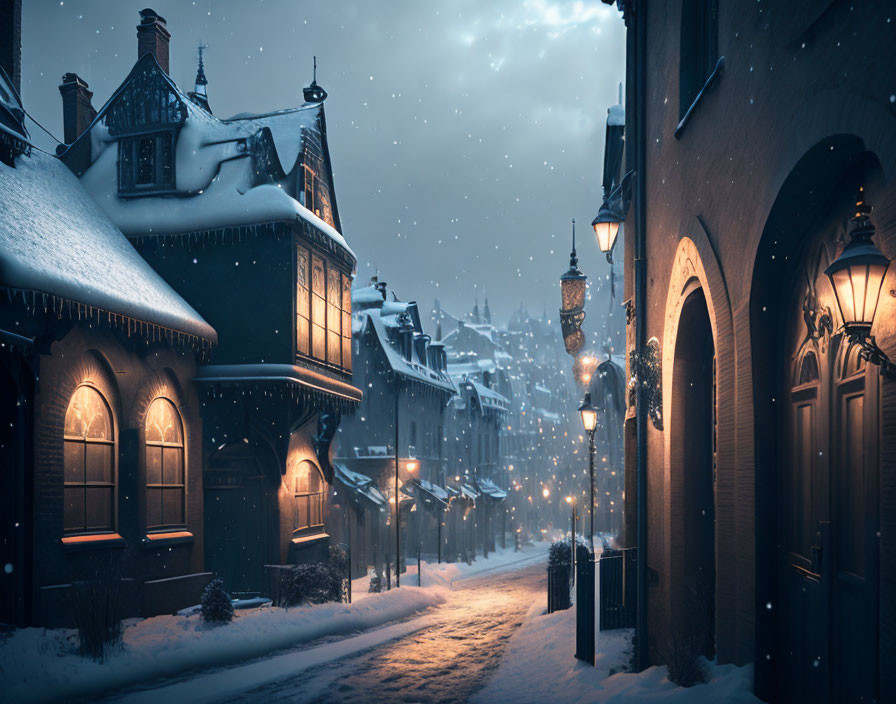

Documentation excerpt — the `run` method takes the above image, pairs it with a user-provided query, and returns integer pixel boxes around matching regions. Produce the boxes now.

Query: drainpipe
[626,0,649,672]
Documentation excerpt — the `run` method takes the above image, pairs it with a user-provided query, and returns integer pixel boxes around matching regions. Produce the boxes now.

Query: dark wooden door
[204,471,266,594]
[780,340,879,704]
[831,364,878,703]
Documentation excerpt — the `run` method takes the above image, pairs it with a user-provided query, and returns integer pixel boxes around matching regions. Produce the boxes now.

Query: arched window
[294,461,324,533]
[145,398,185,529]
[64,385,115,534]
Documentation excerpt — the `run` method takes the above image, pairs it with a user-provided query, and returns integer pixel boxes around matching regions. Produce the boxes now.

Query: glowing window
[294,461,324,533]
[296,246,311,357]
[311,254,327,361]
[145,398,185,529]
[63,386,115,534]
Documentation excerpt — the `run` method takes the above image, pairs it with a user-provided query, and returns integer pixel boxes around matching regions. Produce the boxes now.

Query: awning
[403,478,449,508]
[460,483,480,500]
[477,478,508,500]
[333,463,387,508]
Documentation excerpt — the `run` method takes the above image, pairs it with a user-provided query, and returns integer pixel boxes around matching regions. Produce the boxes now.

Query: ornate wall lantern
[824,188,895,378]
[560,219,587,356]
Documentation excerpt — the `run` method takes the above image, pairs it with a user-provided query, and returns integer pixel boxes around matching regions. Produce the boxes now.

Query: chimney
[375,280,387,300]
[137,8,170,74]
[58,74,96,144]
[0,0,22,94]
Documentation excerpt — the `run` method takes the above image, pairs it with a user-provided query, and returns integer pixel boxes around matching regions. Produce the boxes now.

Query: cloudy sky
[21,0,626,327]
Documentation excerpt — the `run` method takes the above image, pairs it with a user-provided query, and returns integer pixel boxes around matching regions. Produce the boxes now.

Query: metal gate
[599,547,637,630]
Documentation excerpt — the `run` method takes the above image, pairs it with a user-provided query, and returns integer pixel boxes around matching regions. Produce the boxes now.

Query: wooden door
[204,466,267,594]
[831,347,879,703]
[780,353,830,704]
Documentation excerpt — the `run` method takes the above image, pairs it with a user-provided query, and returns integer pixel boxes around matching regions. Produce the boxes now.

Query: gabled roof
[0,149,216,344]
[360,314,455,394]
[61,54,352,261]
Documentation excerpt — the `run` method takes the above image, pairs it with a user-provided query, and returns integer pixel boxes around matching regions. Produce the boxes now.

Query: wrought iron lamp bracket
[845,328,896,380]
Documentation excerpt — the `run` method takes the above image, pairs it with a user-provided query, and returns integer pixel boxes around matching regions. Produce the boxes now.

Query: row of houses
[0,7,360,626]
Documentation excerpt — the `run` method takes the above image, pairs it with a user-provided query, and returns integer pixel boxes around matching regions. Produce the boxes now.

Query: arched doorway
[670,286,716,659]
[751,136,882,703]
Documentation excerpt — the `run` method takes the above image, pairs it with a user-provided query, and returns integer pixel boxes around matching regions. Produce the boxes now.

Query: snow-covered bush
[368,568,384,593]
[70,560,123,661]
[548,541,572,571]
[328,544,350,600]
[200,578,234,624]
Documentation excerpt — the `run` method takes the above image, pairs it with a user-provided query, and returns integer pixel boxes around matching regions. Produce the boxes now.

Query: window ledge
[141,531,194,548]
[60,533,127,552]
[291,532,329,546]
[675,56,725,140]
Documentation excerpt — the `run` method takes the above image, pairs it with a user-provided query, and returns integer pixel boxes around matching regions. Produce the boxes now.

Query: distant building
[55,9,361,596]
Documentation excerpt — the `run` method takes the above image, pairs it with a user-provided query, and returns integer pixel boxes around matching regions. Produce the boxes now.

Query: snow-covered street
[113,557,547,704]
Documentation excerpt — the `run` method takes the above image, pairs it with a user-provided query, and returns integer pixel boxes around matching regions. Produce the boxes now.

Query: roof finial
[303,55,328,103]
[188,42,212,113]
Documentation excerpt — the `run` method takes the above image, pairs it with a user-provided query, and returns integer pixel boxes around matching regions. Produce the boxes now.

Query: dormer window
[118,131,174,194]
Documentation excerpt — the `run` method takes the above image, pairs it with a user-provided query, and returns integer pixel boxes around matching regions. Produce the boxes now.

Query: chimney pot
[58,73,96,145]
[136,8,171,74]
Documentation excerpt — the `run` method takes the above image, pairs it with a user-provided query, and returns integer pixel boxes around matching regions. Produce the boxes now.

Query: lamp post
[824,188,896,379]
[579,392,598,553]
[395,386,401,588]
[566,494,577,583]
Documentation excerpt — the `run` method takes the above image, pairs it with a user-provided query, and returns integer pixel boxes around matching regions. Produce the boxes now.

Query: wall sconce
[824,188,896,379]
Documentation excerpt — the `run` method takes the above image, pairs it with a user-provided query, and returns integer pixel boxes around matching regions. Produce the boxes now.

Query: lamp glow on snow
[579,392,598,433]
[825,190,890,335]
[824,188,896,379]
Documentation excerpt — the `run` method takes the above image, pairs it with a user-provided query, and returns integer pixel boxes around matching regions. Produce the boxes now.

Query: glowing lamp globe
[578,392,597,433]
[592,201,621,253]
[824,193,890,335]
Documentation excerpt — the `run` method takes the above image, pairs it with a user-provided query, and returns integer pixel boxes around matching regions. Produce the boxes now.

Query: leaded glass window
[145,398,185,530]
[119,132,175,194]
[311,255,327,361]
[296,246,311,356]
[63,386,115,534]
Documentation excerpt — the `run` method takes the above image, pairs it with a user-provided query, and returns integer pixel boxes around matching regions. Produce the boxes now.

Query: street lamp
[578,392,597,553]
[592,200,621,258]
[560,219,587,357]
[824,188,896,379]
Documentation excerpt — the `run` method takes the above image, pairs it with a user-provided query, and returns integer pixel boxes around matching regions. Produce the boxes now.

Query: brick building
[615,1,896,701]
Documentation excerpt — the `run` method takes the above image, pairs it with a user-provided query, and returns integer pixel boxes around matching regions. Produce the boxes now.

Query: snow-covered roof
[363,314,455,393]
[68,55,353,261]
[0,149,216,344]
[477,478,508,499]
[333,462,386,507]
[608,104,625,127]
[467,379,510,413]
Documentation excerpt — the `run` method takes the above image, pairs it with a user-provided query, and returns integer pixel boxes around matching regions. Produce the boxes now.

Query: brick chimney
[0,0,22,94]
[58,74,96,144]
[137,8,170,74]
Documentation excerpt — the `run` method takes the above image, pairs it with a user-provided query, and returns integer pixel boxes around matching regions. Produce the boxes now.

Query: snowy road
[220,562,545,704]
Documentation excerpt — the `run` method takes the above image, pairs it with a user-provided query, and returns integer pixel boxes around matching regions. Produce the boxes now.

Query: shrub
[368,568,384,593]
[70,556,122,662]
[200,578,234,624]
[277,560,344,608]
[328,545,350,600]
[549,541,572,571]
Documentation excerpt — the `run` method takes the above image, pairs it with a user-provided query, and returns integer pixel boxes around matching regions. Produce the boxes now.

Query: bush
[200,578,234,624]
[549,541,572,571]
[70,556,122,661]
[368,568,384,593]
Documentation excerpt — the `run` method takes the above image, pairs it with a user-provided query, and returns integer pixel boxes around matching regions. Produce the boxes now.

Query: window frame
[118,129,177,196]
[144,396,187,533]
[295,240,353,374]
[293,461,325,535]
[63,384,117,536]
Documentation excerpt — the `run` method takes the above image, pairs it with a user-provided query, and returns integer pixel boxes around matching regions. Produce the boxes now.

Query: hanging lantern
[825,189,890,335]
[560,219,587,356]
[592,198,621,254]
[578,392,597,433]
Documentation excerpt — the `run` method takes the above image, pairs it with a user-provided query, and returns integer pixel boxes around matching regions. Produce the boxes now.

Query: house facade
[0,57,217,626]
[616,1,896,701]
[56,9,361,596]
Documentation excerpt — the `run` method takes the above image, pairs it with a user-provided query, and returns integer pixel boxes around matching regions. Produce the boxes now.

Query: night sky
[21,0,625,328]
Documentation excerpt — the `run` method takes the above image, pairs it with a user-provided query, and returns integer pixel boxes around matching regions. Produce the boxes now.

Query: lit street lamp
[824,188,896,379]
[560,219,587,357]
[578,392,597,553]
